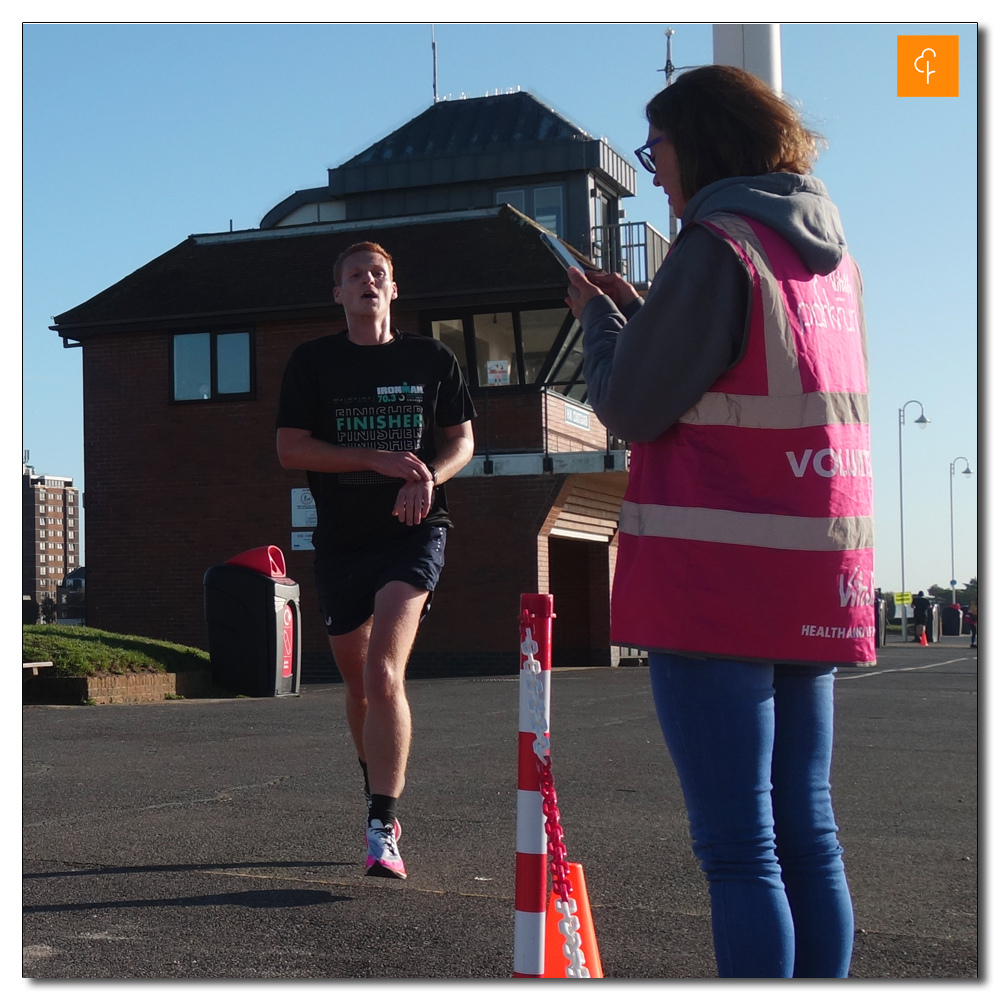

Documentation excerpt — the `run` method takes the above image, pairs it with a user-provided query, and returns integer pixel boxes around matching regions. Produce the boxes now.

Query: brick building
[22,463,81,621]
[51,92,666,678]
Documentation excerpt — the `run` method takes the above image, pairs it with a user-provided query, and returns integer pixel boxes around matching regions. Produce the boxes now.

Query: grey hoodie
[580,173,850,443]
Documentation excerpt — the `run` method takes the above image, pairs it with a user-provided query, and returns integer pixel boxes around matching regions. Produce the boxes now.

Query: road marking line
[23,777,290,829]
[837,656,971,680]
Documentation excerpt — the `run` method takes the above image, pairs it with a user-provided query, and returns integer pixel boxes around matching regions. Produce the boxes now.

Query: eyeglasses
[634,136,663,174]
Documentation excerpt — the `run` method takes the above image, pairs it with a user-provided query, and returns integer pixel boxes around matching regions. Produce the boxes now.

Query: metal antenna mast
[663,28,678,240]
[431,25,439,103]
[663,27,675,84]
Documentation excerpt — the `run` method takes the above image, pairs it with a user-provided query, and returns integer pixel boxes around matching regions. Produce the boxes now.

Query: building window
[495,189,526,214]
[544,318,588,402]
[473,312,519,386]
[495,185,566,236]
[430,319,470,384]
[520,308,572,383]
[423,304,575,391]
[533,186,564,237]
[172,331,253,402]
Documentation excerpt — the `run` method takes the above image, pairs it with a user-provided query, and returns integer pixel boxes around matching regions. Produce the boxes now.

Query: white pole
[514,596,553,977]
[712,23,782,94]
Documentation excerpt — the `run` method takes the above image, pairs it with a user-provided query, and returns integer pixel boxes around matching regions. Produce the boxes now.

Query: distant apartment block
[22,463,81,618]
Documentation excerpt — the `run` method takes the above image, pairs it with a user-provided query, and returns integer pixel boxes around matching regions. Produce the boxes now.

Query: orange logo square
[897,35,959,96]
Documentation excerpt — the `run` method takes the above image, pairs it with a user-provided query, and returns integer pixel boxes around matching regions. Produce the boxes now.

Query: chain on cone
[520,624,590,978]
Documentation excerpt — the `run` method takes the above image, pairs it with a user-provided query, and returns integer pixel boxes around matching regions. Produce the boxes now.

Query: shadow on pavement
[24,859,353,880]
[24,888,351,913]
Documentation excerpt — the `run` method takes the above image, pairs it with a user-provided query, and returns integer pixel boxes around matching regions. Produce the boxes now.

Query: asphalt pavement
[22,634,978,980]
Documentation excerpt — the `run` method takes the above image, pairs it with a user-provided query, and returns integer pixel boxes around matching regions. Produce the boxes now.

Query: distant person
[966,602,977,648]
[276,242,475,878]
[912,591,930,642]
[566,65,873,977]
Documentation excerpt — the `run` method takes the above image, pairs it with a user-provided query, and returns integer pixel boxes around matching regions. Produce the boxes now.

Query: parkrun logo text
[786,448,872,479]
[897,35,959,97]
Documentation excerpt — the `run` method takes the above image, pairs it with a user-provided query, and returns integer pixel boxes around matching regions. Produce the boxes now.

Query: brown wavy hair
[333,241,394,286]
[645,65,824,202]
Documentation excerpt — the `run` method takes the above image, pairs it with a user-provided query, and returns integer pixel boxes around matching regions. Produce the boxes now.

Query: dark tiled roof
[260,92,635,228]
[343,92,590,166]
[51,207,590,338]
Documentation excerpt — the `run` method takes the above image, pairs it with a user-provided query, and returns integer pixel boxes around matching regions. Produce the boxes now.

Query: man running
[276,242,475,878]
[912,591,930,643]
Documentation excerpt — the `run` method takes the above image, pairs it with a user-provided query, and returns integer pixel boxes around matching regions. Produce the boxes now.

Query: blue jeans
[649,653,854,978]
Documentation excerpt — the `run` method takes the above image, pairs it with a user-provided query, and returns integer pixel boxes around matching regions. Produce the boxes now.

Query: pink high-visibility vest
[612,212,876,666]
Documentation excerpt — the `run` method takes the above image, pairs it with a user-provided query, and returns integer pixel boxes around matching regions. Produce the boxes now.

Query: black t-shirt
[276,330,476,549]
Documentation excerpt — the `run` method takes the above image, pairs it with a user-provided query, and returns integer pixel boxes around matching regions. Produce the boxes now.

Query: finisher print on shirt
[275,331,476,547]
[336,386,425,448]
[334,385,427,485]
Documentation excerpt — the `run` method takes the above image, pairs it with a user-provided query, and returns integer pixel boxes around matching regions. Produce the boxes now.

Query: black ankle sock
[359,758,370,800]
[368,794,398,829]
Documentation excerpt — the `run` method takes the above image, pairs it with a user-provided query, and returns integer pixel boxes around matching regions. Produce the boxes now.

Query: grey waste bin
[941,605,963,636]
[874,598,887,648]
[927,604,940,643]
[204,545,301,697]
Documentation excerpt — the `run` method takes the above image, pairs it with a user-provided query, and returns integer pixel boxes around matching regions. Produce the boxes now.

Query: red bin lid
[226,545,287,578]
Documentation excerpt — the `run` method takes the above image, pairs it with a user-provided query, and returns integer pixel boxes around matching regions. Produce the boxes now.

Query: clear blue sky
[21,21,979,595]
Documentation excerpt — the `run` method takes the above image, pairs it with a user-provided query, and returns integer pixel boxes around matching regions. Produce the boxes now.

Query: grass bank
[22,625,210,678]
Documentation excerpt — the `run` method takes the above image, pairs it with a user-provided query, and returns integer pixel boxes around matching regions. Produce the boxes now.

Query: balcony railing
[590,221,669,289]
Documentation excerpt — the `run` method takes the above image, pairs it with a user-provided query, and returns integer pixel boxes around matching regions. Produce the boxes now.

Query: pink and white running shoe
[363,816,402,842]
[365,818,407,879]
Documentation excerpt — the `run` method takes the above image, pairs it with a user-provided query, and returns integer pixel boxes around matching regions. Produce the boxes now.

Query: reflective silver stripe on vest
[679,390,869,428]
[619,501,874,552]
[701,212,804,397]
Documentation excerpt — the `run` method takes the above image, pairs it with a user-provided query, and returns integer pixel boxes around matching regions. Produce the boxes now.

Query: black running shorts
[313,523,447,636]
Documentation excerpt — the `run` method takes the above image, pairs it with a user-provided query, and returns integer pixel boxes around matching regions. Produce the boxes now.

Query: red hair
[333,242,394,285]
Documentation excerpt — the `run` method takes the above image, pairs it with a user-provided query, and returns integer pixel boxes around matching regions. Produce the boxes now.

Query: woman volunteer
[566,65,875,978]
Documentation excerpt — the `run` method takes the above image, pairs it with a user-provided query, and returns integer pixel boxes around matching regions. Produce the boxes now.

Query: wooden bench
[23,661,56,677]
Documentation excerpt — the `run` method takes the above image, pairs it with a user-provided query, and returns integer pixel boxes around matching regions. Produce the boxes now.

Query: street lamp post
[949,457,973,604]
[898,400,930,641]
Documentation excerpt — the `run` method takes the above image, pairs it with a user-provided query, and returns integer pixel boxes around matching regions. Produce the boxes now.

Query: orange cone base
[543,862,603,978]
[919,633,928,646]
